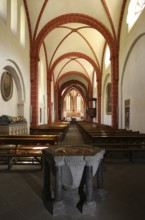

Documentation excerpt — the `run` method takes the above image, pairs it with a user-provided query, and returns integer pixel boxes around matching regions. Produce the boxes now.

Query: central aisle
[60,123,85,145]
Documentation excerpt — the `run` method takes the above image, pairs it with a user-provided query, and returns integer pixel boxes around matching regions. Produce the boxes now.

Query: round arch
[0,59,26,117]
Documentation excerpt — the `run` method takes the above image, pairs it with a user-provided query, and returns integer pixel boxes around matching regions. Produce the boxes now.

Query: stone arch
[0,59,26,116]
[5,59,25,102]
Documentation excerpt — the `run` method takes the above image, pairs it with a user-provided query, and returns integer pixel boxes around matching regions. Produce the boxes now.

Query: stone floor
[0,124,145,220]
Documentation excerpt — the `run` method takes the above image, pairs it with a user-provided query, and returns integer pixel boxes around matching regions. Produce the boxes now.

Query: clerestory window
[127,0,145,31]
[0,0,7,22]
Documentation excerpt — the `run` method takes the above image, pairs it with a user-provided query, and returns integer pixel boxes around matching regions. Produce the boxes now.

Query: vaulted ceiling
[24,0,127,96]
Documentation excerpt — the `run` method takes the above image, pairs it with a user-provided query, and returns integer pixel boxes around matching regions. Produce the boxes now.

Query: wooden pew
[84,131,140,143]
[0,134,58,169]
[30,122,69,140]
[30,127,64,140]
[76,121,145,162]
[92,135,145,162]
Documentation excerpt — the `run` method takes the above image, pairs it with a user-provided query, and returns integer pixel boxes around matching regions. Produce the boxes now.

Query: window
[105,45,110,68]
[127,0,145,31]
[11,0,18,35]
[66,94,70,111]
[77,94,81,111]
[0,0,7,22]
[20,5,25,46]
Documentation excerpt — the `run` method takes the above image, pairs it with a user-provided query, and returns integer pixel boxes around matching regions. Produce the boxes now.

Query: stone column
[85,165,94,203]
[55,165,62,202]
[42,154,51,200]
[47,75,52,123]
[96,159,108,199]
[97,159,104,190]
[52,156,66,216]
[30,55,39,127]
[55,87,58,121]
[82,156,96,215]
[110,52,119,128]
[97,78,102,126]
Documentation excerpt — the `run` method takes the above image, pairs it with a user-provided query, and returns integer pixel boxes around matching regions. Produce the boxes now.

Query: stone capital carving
[64,156,85,166]
[85,150,105,166]
[54,156,65,166]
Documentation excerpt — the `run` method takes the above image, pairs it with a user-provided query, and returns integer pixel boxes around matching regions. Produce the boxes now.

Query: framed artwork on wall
[106,83,111,114]
[1,72,13,101]
[40,108,42,123]
[125,99,130,129]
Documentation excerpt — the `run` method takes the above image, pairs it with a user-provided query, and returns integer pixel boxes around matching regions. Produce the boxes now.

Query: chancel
[0,0,145,219]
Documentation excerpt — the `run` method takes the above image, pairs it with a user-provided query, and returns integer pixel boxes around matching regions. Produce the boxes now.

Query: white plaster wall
[121,36,145,132]
[0,1,30,127]
[119,3,145,132]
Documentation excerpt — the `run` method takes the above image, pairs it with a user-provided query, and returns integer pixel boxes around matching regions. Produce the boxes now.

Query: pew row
[0,134,58,169]
[30,122,70,141]
[77,121,145,162]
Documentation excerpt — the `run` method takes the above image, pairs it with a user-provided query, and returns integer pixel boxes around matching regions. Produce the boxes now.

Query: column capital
[54,156,65,166]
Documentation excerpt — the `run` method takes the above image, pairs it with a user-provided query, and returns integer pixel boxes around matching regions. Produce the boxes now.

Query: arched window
[127,0,145,31]
[105,45,110,68]
[0,0,7,22]
[20,5,26,47]
[77,94,81,111]
[66,94,70,111]
[11,0,18,35]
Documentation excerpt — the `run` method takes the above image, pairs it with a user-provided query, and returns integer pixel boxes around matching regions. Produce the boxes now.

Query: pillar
[55,165,63,202]
[96,159,108,199]
[52,156,66,216]
[111,52,119,128]
[47,74,52,123]
[30,55,39,127]
[85,165,94,203]
[82,159,96,215]
[55,87,58,121]
[42,153,51,200]
[97,79,102,126]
